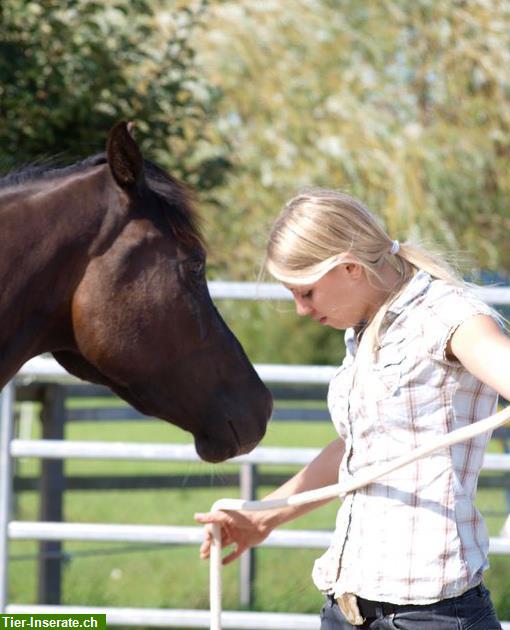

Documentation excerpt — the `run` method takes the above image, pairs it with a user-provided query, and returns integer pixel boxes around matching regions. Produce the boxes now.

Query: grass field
[8,405,510,624]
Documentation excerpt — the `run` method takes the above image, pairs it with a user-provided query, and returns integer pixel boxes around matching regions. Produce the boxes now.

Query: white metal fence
[1,282,510,629]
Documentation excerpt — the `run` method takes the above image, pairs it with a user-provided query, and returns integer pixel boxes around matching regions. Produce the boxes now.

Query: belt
[354,584,483,619]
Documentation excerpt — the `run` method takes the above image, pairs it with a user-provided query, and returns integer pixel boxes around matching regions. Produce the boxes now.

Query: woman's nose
[295,299,312,317]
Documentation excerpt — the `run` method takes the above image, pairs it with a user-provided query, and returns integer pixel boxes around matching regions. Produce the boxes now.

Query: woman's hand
[194,438,345,565]
[194,509,270,565]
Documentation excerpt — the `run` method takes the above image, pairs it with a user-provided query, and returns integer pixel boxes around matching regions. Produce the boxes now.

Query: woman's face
[286,263,378,330]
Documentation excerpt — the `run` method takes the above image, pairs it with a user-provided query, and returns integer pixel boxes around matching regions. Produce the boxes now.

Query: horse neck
[0,166,119,385]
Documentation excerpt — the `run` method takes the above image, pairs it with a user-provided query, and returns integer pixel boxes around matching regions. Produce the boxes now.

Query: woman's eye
[301,290,312,299]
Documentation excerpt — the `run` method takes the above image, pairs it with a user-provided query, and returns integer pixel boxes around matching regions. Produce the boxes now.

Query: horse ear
[106,121,144,189]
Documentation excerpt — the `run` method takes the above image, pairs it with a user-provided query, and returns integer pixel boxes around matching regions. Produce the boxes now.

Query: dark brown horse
[0,122,272,462]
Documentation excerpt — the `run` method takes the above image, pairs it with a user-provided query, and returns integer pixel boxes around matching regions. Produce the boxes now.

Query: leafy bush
[0,0,231,191]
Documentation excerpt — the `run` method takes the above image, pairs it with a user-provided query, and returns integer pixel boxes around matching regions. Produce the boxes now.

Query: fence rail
[8,438,510,469]
[8,604,510,630]
[207,281,510,305]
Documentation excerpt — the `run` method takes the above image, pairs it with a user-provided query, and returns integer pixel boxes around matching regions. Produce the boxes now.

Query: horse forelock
[0,153,204,249]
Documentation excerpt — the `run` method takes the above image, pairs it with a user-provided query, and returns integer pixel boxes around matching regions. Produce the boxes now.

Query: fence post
[0,381,15,613]
[38,384,65,605]
[239,463,258,607]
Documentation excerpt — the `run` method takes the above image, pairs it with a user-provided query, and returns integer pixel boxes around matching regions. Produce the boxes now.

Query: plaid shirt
[312,271,499,604]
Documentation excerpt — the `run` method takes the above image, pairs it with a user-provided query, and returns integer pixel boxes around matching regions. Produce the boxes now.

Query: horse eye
[188,260,205,277]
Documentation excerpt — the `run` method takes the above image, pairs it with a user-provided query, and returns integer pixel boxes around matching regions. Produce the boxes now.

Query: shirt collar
[386,270,431,316]
[344,270,432,358]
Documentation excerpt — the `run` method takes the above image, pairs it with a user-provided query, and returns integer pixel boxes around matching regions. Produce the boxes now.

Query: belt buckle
[336,593,365,626]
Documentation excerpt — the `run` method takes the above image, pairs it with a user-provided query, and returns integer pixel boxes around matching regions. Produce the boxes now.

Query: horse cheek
[71,267,121,373]
[71,263,158,383]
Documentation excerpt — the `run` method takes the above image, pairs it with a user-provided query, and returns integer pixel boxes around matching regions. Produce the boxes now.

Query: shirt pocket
[369,345,405,400]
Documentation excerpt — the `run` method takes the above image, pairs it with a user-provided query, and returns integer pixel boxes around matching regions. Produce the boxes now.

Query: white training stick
[209,404,510,629]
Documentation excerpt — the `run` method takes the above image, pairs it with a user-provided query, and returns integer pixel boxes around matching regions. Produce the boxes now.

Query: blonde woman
[195,189,508,629]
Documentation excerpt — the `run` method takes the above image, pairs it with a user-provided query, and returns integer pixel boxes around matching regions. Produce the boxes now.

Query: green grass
[8,409,510,621]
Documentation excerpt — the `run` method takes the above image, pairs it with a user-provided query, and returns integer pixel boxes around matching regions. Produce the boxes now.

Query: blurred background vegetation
[1,0,510,365]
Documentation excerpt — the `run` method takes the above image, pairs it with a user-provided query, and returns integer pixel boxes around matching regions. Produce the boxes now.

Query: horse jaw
[51,350,268,464]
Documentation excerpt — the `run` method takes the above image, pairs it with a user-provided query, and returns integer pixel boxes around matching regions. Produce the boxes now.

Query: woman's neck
[363,260,406,323]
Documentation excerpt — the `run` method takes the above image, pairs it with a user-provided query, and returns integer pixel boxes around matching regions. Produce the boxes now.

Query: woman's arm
[195,436,345,564]
[448,314,510,400]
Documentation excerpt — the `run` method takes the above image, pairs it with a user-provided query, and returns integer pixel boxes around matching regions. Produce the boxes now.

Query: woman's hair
[265,188,466,355]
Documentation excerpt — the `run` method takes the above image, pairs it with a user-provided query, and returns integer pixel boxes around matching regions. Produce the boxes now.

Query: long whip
[209,404,510,630]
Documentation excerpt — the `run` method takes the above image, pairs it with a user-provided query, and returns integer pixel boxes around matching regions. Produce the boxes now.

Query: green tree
[0,0,231,191]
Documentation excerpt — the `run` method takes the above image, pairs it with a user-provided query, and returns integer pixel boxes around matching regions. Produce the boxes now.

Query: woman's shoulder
[388,272,491,332]
[413,276,503,361]
[423,277,497,322]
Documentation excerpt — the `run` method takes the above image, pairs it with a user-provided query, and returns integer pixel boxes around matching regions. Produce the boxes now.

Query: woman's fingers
[195,512,234,559]
[195,509,263,563]
[222,544,246,565]
[199,536,212,559]
[199,531,232,558]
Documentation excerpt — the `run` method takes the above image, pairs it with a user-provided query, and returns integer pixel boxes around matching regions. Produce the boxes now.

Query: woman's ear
[344,262,364,280]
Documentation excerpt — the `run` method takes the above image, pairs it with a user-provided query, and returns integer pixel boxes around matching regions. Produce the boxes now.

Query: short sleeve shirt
[312,270,500,604]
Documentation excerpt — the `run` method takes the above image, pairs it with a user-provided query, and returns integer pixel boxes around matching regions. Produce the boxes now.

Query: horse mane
[0,154,203,248]
[0,154,107,189]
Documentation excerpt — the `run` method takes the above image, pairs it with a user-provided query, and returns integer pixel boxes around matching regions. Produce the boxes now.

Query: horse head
[46,122,272,462]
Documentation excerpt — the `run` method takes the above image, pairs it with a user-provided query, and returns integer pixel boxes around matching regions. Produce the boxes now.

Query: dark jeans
[319,584,502,629]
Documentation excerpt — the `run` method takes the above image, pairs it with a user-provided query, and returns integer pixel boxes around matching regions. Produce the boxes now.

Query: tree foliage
[0,0,231,190]
[197,0,510,277]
